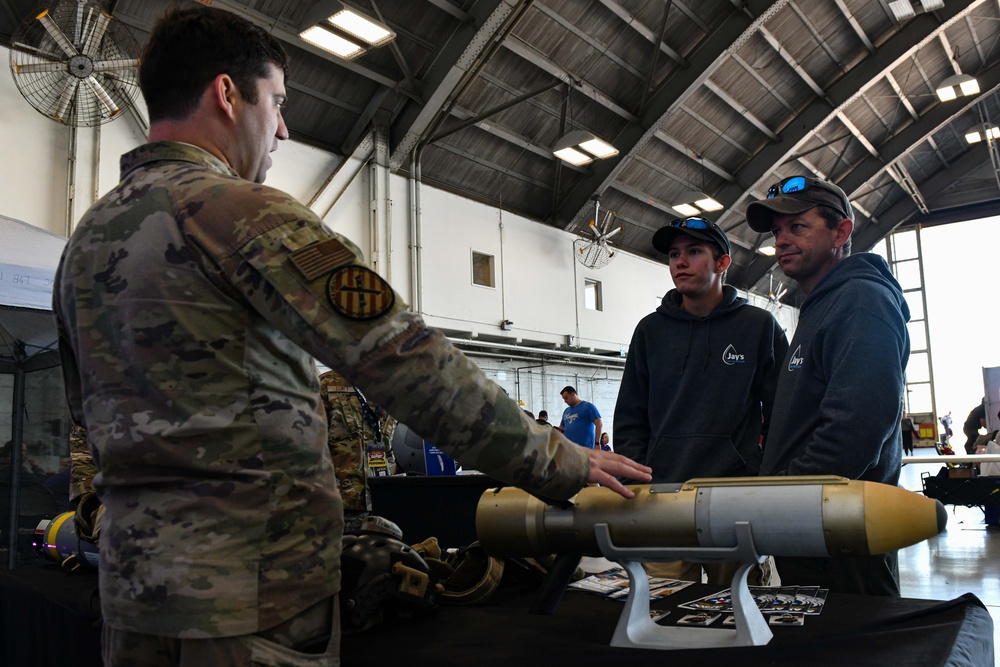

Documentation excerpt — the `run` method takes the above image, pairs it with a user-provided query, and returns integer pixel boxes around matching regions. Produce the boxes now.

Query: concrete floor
[897,460,1000,665]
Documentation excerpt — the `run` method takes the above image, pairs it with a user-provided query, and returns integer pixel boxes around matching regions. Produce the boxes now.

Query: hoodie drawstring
[680,320,693,375]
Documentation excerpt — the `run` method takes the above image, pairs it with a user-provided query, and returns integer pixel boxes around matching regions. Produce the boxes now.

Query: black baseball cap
[745,175,854,233]
[652,217,731,256]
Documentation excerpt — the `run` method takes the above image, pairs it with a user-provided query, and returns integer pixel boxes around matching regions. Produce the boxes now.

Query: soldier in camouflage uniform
[53,6,650,667]
[319,369,397,530]
[68,424,96,505]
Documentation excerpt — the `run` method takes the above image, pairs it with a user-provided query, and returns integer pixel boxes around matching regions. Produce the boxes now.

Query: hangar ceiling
[3,0,999,308]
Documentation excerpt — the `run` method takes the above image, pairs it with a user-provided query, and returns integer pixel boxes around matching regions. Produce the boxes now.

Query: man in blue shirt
[560,386,602,448]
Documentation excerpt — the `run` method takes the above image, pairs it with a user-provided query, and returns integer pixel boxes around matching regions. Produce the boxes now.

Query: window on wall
[472,251,495,288]
[584,278,602,311]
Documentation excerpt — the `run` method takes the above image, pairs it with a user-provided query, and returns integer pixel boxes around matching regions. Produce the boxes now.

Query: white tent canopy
[0,215,66,367]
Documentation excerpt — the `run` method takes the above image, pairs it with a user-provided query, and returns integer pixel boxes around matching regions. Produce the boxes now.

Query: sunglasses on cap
[766,175,852,219]
[669,216,715,230]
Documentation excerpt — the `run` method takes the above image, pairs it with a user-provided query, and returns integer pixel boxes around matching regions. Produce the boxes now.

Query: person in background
[560,386,602,448]
[536,410,551,427]
[940,410,954,445]
[599,433,612,451]
[744,174,909,596]
[901,411,917,457]
[319,369,397,533]
[963,400,987,455]
[52,7,652,666]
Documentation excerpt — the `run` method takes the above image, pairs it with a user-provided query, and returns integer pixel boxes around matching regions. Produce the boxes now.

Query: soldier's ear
[211,74,239,120]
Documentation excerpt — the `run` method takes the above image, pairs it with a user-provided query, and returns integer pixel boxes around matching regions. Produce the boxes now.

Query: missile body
[477,475,946,559]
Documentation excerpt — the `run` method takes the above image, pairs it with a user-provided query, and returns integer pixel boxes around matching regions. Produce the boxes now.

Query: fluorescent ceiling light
[552,130,617,165]
[966,126,1000,144]
[672,191,723,216]
[694,197,723,212]
[937,86,957,102]
[936,73,979,102]
[672,203,701,217]
[299,25,365,60]
[889,0,946,20]
[553,146,593,166]
[327,9,395,47]
[578,137,618,159]
[888,0,915,20]
[960,78,980,96]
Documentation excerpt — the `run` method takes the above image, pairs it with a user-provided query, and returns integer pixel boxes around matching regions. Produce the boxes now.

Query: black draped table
[0,565,993,667]
[342,581,993,667]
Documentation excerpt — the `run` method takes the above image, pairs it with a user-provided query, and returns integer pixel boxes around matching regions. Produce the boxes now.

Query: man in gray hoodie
[745,175,910,596]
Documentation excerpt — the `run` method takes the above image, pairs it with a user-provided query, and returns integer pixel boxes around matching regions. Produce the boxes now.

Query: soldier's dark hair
[139,6,289,122]
[814,204,852,256]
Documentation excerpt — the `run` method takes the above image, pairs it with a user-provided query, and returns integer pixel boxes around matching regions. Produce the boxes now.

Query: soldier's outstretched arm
[202,201,650,501]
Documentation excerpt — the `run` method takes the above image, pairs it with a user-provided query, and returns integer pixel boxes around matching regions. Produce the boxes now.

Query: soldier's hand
[584,449,651,499]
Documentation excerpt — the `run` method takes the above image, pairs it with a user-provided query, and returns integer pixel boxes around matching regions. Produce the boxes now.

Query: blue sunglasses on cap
[669,216,712,230]
[766,175,851,219]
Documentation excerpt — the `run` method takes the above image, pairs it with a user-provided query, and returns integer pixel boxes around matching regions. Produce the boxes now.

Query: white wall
[401,184,670,352]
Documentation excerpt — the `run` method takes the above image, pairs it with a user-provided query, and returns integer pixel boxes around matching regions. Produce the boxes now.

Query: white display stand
[593,521,773,650]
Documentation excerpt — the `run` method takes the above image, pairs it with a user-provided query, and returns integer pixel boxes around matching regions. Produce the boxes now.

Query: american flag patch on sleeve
[290,238,355,280]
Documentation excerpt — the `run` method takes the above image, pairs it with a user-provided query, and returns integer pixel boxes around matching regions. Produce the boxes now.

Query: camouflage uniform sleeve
[191,198,589,500]
[68,424,97,504]
[319,369,370,514]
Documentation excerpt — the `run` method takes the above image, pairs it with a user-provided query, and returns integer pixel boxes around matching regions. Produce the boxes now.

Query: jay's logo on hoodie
[788,345,804,371]
[722,344,745,365]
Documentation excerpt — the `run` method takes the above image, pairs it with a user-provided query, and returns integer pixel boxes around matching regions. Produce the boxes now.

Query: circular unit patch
[327,266,395,320]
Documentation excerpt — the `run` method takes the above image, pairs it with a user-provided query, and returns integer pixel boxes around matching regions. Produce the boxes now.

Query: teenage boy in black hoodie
[614,217,788,584]
[745,175,910,596]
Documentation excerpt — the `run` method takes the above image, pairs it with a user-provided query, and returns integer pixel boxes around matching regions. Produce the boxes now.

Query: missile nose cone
[861,482,947,554]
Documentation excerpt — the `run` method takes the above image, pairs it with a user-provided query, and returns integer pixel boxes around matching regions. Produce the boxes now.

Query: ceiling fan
[574,194,622,270]
[766,271,788,312]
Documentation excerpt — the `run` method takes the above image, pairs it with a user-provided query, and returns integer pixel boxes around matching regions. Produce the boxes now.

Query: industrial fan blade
[93,58,139,73]
[10,39,63,60]
[587,219,602,239]
[13,61,65,74]
[81,11,110,58]
[83,75,119,116]
[37,10,79,58]
[51,77,79,120]
[603,226,623,241]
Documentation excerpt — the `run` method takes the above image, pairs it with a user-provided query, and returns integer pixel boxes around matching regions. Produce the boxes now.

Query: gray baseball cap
[745,176,854,233]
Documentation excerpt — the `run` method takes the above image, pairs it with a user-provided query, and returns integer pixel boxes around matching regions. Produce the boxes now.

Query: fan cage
[8,2,140,127]
[574,237,615,269]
